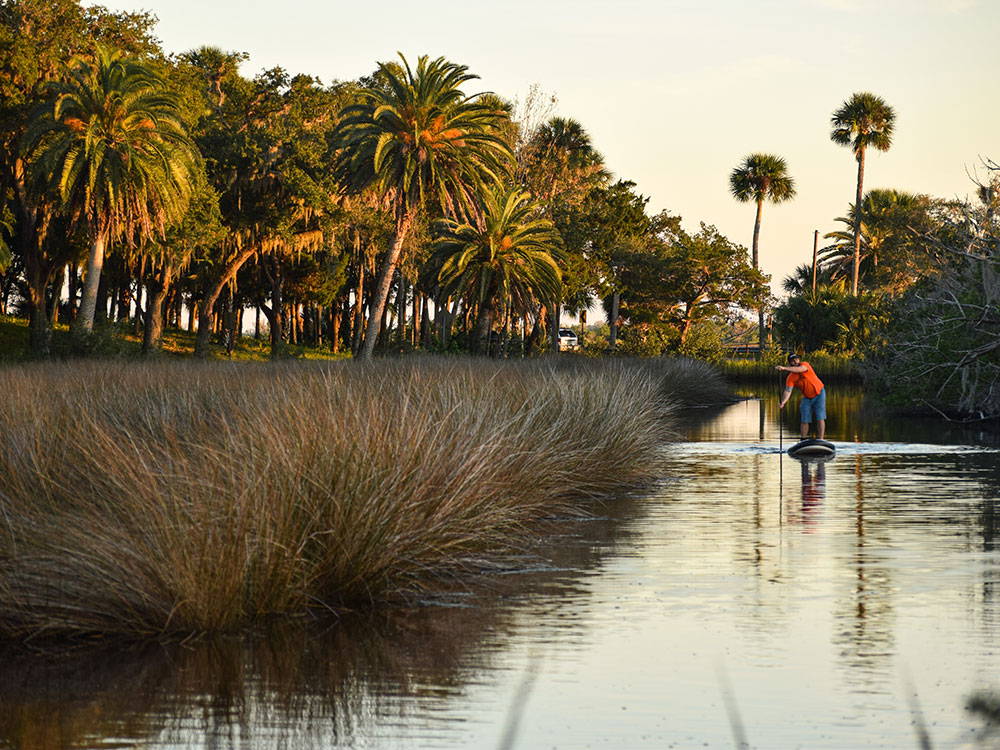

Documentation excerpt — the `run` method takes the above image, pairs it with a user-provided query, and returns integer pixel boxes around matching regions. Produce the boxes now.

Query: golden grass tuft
[0,357,715,639]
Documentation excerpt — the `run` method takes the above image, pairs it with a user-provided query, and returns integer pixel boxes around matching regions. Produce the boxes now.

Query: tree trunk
[379,296,390,348]
[94,267,110,327]
[438,296,451,348]
[27,302,51,356]
[350,262,365,356]
[751,198,763,270]
[551,302,560,352]
[221,288,237,355]
[527,304,546,353]
[116,279,130,322]
[475,303,493,354]
[608,293,620,348]
[67,263,79,322]
[265,257,285,359]
[142,266,174,355]
[412,291,420,347]
[172,291,182,328]
[420,294,430,347]
[46,265,64,325]
[12,158,64,356]
[194,245,258,358]
[360,209,415,359]
[752,198,765,357]
[397,274,407,346]
[852,148,866,296]
[72,232,107,340]
[680,305,694,346]
[133,283,144,335]
[811,229,819,295]
[330,303,340,353]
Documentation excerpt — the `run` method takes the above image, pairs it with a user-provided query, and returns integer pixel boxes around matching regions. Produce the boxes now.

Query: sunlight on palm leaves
[24,44,197,336]
[25,44,196,244]
[334,53,513,222]
[333,53,514,358]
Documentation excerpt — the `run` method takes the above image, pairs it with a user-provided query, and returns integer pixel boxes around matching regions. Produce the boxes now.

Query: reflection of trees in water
[0,500,649,750]
[0,618,480,749]
[759,385,1000,447]
[830,452,998,695]
[977,470,999,625]
[686,395,1000,727]
[831,454,896,691]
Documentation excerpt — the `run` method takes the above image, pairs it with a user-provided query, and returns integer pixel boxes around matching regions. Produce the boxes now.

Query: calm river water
[2,387,999,749]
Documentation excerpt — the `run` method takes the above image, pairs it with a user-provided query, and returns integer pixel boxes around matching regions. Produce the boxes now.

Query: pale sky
[102,0,999,297]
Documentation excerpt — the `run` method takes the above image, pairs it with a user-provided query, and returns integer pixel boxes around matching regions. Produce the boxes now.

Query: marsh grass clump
[636,356,734,407]
[0,357,698,639]
[545,355,733,408]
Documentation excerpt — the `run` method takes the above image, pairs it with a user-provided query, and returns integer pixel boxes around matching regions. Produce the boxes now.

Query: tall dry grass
[0,357,718,639]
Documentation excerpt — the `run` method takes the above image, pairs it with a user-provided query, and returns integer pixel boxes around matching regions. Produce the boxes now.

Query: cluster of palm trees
[727,91,897,348]
[10,44,580,359]
[5,0,907,363]
[331,55,550,358]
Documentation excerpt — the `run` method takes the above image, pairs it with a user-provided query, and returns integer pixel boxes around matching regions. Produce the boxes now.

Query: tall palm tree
[729,152,796,351]
[431,186,562,353]
[333,53,513,359]
[24,45,197,340]
[830,92,896,295]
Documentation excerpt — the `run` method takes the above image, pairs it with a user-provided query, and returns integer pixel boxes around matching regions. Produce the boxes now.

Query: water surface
[2,387,999,749]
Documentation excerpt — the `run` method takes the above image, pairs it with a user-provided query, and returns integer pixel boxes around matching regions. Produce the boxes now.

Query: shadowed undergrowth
[0,356,724,639]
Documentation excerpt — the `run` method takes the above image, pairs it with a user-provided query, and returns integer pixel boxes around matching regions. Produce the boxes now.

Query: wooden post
[811,229,819,295]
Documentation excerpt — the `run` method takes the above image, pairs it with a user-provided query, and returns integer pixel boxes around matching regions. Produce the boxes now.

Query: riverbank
[0,356,730,640]
[720,352,861,383]
[0,315,346,363]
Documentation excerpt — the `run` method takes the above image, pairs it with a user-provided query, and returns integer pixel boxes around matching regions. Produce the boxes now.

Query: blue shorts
[800,388,826,423]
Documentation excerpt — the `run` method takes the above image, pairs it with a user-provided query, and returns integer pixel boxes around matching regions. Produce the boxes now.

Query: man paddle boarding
[776,353,826,440]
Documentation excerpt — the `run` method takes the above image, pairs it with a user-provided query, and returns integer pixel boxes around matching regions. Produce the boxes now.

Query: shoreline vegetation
[0,356,730,641]
[720,351,861,383]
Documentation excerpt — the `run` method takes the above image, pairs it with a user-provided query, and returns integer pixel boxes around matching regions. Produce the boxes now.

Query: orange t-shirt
[786,361,824,399]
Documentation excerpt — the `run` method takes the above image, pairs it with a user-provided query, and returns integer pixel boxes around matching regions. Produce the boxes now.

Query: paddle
[778,373,784,519]
[778,369,785,456]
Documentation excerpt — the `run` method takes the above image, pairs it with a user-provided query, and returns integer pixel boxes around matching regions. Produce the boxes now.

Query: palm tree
[431,186,562,353]
[819,189,925,293]
[24,45,197,341]
[782,264,816,296]
[830,92,896,295]
[523,117,608,348]
[729,153,796,351]
[524,117,608,204]
[333,53,513,359]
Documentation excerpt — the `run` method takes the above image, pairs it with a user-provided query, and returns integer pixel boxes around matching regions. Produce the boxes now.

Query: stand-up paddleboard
[787,438,836,457]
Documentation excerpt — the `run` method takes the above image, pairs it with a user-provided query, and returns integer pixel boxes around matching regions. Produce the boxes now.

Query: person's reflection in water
[799,458,826,530]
